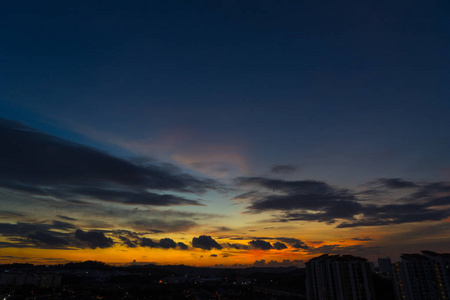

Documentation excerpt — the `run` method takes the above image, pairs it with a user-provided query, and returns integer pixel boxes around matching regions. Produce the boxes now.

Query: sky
[1,0,450,267]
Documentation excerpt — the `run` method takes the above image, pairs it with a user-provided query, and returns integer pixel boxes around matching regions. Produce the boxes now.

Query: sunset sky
[1,0,450,267]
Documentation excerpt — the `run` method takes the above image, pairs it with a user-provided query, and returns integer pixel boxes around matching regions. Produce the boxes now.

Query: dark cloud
[213,226,232,232]
[119,236,138,248]
[140,238,159,248]
[177,242,188,250]
[236,176,450,228]
[159,238,177,249]
[139,237,186,250]
[306,243,383,255]
[111,230,144,239]
[210,254,218,257]
[0,221,73,236]
[0,221,77,249]
[308,244,338,253]
[247,237,309,249]
[337,202,450,228]
[427,196,450,206]
[28,231,69,247]
[0,118,216,207]
[233,191,260,201]
[226,243,249,250]
[411,182,450,199]
[57,215,77,221]
[237,177,356,217]
[236,177,351,196]
[192,235,223,250]
[270,165,298,174]
[274,238,308,249]
[249,239,273,250]
[351,237,373,241]
[0,211,24,218]
[74,229,114,249]
[0,220,191,251]
[253,259,266,267]
[52,221,76,231]
[375,178,418,189]
[0,222,49,237]
[273,242,287,250]
[68,187,204,206]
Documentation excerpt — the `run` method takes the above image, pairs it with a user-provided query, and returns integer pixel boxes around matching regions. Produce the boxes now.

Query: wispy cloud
[0,118,217,208]
[235,176,450,228]
[270,165,298,174]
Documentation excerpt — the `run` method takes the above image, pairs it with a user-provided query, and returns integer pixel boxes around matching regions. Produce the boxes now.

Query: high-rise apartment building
[392,251,450,300]
[305,254,376,300]
[378,257,392,275]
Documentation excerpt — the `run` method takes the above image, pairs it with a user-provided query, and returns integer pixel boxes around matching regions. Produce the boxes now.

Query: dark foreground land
[0,261,307,300]
[0,261,394,299]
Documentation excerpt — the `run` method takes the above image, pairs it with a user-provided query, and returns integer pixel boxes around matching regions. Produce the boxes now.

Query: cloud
[374,178,418,189]
[57,215,77,221]
[308,244,338,253]
[177,242,188,250]
[237,177,355,212]
[0,220,192,251]
[252,259,304,267]
[139,238,189,250]
[28,231,69,247]
[0,221,76,249]
[236,176,450,228]
[273,242,287,250]
[212,226,233,232]
[306,243,383,256]
[270,165,298,174]
[210,254,217,257]
[0,211,24,219]
[351,237,373,241]
[74,229,114,249]
[427,196,450,206]
[119,236,138,248]
[52,221,76,231]
[111,229,143,240]
[159,238,177,249]
[337,202,450,228]
[411,182,450,199]
[238,177,360,224]
[249,239,273,250]
[192,235,223,250]
[0,118,216,207]
[253,259,266,267]
[67,187,205,206]
[226,243,249,250]
[276,238,309,249]
[140,238,159,248]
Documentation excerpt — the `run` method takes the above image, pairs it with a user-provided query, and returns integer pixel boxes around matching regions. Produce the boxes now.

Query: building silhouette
[378,257,392,276]
[305,254,376,300]
[392,251,450,300]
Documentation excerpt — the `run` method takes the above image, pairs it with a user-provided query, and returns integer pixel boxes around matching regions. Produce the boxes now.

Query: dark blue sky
[2,0,450,184]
